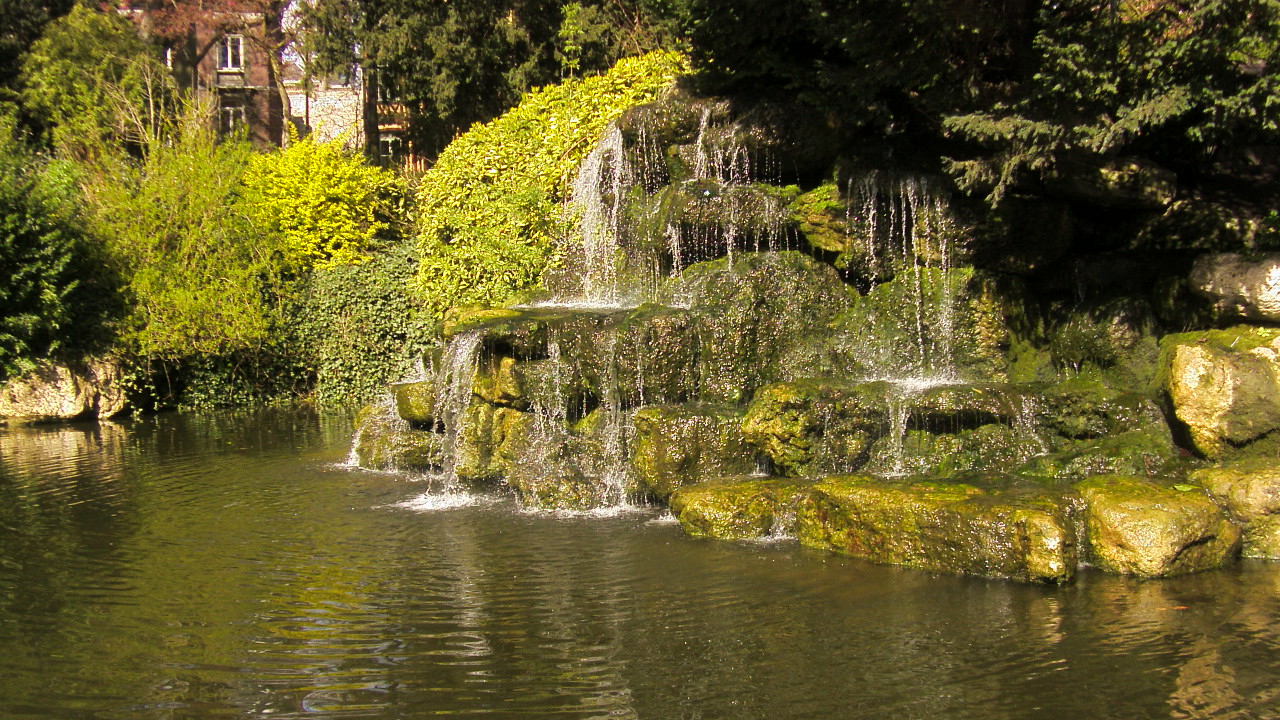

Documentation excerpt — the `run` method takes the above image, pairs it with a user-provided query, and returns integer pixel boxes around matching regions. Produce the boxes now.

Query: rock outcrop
[0,360,128,424]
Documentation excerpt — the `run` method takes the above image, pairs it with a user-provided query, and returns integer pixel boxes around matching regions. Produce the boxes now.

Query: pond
[1,409,1278,719]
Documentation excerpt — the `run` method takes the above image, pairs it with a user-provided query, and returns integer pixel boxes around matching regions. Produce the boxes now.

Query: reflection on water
[1,409,1279,719]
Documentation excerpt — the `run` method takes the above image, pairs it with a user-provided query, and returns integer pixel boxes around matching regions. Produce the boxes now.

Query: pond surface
[1,409,1278,720]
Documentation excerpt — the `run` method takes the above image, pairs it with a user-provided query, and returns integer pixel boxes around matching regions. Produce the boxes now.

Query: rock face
[1190,253,1280,323]
[1192,462,1280,558]
[795,476,1078,583]
[632,405,757,500]
[0,360,128,423]
[1076,476,1240,577]
[1160,327,1280,459]
[670,477,814,540]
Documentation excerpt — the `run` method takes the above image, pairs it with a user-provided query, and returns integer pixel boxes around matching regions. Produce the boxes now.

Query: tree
[21,4,177,161]
[0,0,76,93]
[297,0,686,159]
[944,0,1280,204]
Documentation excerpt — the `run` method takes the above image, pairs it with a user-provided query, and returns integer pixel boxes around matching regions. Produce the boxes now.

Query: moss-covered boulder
[1046,297,1161,388]
[632,404,757,499]
[827,266,1008,380]
[741,379,892,476]
[454,404,529,483]
[351,403,446,472]
[1075,476,1240,577]
[864,423,1045,478]
[668,252,857,403]
[1192,461,1280,559]
[794,475,1078,583]
[1033,380,1166,440]
[1159,327,1280,459]
[669,477,816,540]
[473,355,528,409]
[391,380,439,425]
[1018,427,1180,480]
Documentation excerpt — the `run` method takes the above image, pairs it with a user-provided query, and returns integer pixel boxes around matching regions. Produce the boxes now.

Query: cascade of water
[847,173,962,384]
[567,125,631,305]
[436,330,484,482]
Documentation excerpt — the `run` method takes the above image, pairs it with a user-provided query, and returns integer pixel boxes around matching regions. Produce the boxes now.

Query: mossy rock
[1158,326,1280,459]
[908,383,1030,428]
[865,423,1045,478]
[1075,476,1240,577]
[1033,379,1166,440]
[630,180,798,258]
[351,403,446,472]
[666,251,857,403]
[391,380,439,425]
[1046,297,1160,388]
[632,404,758,500]
[826,265,1008,380]
[669,477,817,540]
[741,379,892,476]
[473,355,528,409]
[454,404,529,483]
[1192,461,1280,559]
[1018,427,1180,480]
[558,304,700,409]
[794,475,1078,583]
[443,306,530,339]
[789,183,858,256]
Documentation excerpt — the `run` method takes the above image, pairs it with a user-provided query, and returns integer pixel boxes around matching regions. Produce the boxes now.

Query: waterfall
[848,173,962,384]
[436,330,484,483]
[567,126,631,305]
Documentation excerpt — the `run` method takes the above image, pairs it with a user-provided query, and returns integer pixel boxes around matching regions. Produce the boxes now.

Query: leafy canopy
[413,50,687,319]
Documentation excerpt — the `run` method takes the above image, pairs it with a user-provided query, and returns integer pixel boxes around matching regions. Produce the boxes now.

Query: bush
[413,50,687,320]
[243,135,407,272]
[0,113,113,379]
[291,239,437,407]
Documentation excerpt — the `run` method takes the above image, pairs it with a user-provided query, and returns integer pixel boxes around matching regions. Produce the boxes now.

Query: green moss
[1075,475,1240,577]
[351,403,446,472]
[741,379,891,476]
[632,404,757,499]
[794,475,1077,583]
[1192,462,1280,559]
[1018,427,1180,480]
[669,477,817,540]
[392,380,438,425]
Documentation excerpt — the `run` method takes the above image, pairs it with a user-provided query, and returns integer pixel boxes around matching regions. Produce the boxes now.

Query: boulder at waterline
[0,359,128,424]
[794,475,1078,584]
[351,403,446,472]
[669,477,816,540]
[632,404,758,500]
[1159,326,1280,459]
[1190,252,1280,323]
[1075,476,1240,577]
[1192,461,1280,559]
[741,379,892,477]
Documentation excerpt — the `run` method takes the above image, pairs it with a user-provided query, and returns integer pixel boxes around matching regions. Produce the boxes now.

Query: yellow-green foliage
[244,135,405,271]
[414,50,687,319]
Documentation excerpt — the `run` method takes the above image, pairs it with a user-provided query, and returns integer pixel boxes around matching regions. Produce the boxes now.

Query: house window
[218,35,243,71]
[220,105,246,135]
[378,134,403,166]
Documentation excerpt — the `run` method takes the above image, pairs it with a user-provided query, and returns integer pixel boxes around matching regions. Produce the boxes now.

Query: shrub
[413,50,687,319]
[243,135,407,272]
[0,112,112,379]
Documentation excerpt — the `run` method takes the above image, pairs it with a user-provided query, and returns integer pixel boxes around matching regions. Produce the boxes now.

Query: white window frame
[218,35,243,71]
[220,105,246,134]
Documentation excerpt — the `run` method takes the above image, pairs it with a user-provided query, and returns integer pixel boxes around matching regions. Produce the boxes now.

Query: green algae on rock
[669,477,816,540]
[741,379,892,476]
[794,475,1078,583]
[1192,461,1280,559]
[352,403,446,472]
[632,404,757,500]
[1075,476,1240,577]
